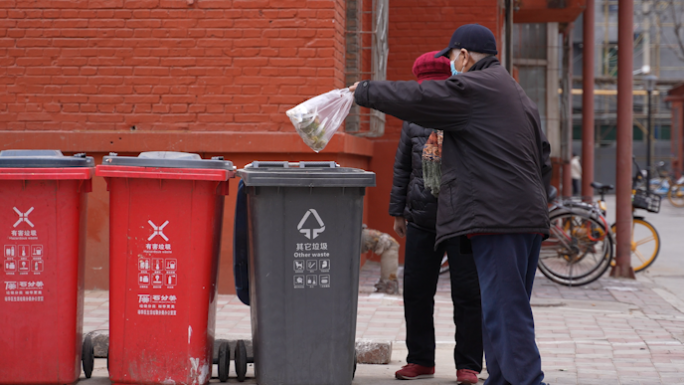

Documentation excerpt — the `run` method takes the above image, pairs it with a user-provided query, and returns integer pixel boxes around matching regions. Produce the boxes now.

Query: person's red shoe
[395,364,435,380]
[456,369,479,384]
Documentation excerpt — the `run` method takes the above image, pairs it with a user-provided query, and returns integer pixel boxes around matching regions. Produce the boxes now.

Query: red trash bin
[0,150,94,384]
[96,152,235,385]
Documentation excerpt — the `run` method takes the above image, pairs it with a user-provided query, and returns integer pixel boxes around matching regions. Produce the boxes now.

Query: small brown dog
[361,225,400,295]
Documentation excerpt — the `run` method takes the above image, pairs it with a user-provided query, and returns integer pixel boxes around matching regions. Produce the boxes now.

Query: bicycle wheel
[668,184,684,207]
[539,210,613,286]
[610,218,660,272]
[649,178,667,194]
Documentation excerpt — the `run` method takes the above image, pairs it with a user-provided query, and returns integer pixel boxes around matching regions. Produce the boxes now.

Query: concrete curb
[86,331,392,364]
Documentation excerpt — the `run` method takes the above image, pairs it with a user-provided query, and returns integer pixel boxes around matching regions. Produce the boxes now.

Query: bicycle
[589,185,661,274]
[538,188,614,286]
[438,187,615,285]
[663,162,684,207]
[642,161,684,207]
[539,158,662,285]
[668,179,684,207]
[604,159,662,272]
[443,158,662,282]
[649,161,673,195]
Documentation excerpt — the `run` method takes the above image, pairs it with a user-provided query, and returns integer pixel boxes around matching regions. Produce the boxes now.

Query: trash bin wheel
[82,332,95,379]
[218,341,230,382]
[353,350,357,379]
[235,339,248,382]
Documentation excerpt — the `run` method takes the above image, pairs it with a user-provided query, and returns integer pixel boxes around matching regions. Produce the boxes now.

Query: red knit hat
[412,51,451,84]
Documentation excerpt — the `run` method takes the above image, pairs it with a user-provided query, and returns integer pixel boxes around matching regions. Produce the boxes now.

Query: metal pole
[647,88,652,193]
[581,0,595,200]
[610,0,636,279]
[505,0,513,74]
[562,24,573,198]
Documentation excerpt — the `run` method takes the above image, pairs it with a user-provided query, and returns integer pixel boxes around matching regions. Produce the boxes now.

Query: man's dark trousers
[403,223,483,371]
[470,233,544,385]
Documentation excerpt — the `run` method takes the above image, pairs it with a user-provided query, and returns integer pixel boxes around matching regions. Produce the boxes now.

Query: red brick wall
[384,1,502,138]
[0,0,346,132]
[0,0,352,293]
[0,0,505,287]
[365,1,502,262]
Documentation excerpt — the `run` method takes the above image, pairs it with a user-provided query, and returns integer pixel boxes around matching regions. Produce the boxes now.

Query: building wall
[0,0,346,132]
[572,140,673,188]
[366,0,502,263]
[571,1,684,184]
[0,0,363,294]
[1,0,505,290]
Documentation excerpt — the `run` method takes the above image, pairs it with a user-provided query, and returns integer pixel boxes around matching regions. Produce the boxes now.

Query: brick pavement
[83,260,684,384]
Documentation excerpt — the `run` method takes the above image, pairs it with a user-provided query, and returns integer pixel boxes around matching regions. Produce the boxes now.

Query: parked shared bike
[539,158,661,286]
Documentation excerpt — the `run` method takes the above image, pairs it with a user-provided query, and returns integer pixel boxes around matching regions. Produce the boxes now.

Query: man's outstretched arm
[350,80,470,131]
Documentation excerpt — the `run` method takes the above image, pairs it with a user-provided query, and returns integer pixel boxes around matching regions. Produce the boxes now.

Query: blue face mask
[450,60,460,76]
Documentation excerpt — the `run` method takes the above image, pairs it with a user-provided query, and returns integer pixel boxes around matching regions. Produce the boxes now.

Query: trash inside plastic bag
[286,88,355,152]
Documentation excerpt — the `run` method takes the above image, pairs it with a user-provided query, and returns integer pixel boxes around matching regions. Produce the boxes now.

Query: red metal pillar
[611,0,636,279]
[674,101,684,177]
[581,0,595,200]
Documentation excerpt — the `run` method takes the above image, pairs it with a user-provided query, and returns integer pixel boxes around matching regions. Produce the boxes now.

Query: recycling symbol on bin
[297,209,325,240]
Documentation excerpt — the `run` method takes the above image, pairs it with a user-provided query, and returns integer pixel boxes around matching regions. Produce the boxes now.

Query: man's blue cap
[435,24,498,58]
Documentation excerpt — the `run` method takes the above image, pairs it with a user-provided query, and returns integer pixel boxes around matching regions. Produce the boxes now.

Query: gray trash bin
[237,161,376,385]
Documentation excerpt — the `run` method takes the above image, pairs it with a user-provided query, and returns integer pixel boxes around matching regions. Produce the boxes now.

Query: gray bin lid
[102,151,234,170]
[237,161,376,187]
[0,150,95,168]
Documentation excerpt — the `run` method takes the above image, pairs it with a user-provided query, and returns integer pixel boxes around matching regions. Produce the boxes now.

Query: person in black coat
[351,25,551,385]
[390,51,482,384]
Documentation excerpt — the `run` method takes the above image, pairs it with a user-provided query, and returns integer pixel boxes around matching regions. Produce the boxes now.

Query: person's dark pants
[572,178,580,196]
[403,223,482,371]
[470,234,544,385]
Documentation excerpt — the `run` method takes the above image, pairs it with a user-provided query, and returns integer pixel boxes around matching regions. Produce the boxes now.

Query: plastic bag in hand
[286,88,355,152]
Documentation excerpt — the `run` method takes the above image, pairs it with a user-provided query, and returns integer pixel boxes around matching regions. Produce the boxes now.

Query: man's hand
[349,81,360,93]
[393,216,407,238]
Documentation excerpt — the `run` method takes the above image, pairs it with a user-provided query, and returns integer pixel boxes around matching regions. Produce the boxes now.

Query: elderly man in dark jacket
[391,51,482,384]
[350,24,551,385]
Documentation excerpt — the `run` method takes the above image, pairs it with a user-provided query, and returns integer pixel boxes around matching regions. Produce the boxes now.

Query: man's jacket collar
[468,56,500,72]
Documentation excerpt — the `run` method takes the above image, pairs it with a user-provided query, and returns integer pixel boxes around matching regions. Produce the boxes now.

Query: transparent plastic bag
[286,88,355,152]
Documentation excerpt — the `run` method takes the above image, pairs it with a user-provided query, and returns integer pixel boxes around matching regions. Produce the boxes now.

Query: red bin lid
[101,151,234,170]
[97,151,235,181]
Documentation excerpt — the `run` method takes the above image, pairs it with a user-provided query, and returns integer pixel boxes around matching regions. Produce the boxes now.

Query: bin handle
[78,179,93,193]
[298,161,339,168]
[217,181,230,196]
[249,161,290,169]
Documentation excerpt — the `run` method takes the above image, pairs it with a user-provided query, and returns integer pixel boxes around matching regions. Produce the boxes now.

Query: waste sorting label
[4,207,45,302]
[293,209,331,290]
[137,219,177,315]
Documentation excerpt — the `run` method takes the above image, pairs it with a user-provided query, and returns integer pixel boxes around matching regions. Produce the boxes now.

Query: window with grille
[344,0,388,137]
[513,23,549,132]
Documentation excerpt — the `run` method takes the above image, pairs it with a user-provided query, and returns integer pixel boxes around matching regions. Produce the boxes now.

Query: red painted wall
[667,85,684,178]
[515,0,586,23]
[365,1,503,263]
